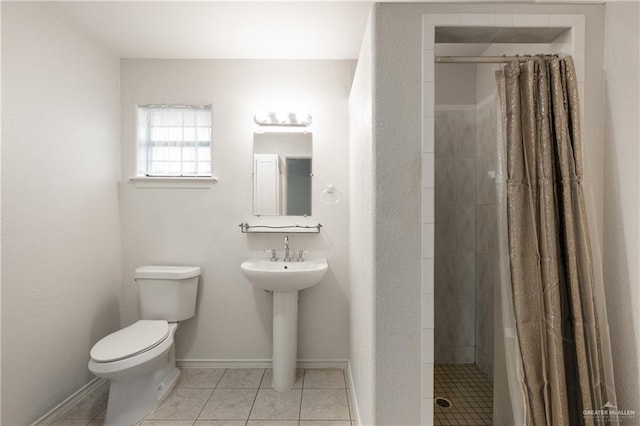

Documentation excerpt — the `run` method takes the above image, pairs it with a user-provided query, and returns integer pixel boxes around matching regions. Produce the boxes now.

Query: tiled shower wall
[433,96,498,376]
[434,107,477,364]
[475,92,499,378]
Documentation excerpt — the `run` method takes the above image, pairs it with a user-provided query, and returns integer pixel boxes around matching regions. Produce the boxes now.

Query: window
[137,105,212,177]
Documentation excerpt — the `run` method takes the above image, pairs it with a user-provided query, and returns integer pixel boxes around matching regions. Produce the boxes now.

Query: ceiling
[434,25,571,57]
[435,26,570,44]
[51,2,373,60]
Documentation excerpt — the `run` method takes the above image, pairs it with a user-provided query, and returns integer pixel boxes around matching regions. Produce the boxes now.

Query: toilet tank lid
[135,265,201,280]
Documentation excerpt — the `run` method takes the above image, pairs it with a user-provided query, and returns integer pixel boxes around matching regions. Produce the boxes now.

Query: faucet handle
[264,249,278,261]
[296,249,310,262]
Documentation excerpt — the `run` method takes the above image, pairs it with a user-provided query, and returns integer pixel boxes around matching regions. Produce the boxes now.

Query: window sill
[129,176,218,189]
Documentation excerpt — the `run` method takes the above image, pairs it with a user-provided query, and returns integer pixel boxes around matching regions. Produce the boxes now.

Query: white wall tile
[422,398,434,426]
[423,49,435,82]
[422,18,435,47]
[494,14,513,27]
[423,116,434,153]
[549,13,582,28]
[454,159,477,204]
[454,205,476,251]
[571,20,586,83]
[422,223,434,259]
[422,329,434,363]
[428,13,460,26]
[422,258,434,294]
[460,13,496,27]
[422,363,434,398]
[422,293,434,328]
[422,153,435,188]
[423,81,435,117]
[553,43,572,56]
[513,14,549,27]
[572,22,585,58]
[573,51,585,84]
[552,28,572,45]
[422,188,434,224]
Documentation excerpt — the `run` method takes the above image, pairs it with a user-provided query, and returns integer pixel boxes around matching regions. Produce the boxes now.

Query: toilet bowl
[88,265,200,426]
[89,321,179,425]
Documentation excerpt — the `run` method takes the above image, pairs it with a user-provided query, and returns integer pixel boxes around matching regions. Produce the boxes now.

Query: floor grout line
[51,367,354,426]
[298,368,306,423]
[244,368,266,425]
[343,369,353,422]
[189,367,224,424]
[434,364,493,426]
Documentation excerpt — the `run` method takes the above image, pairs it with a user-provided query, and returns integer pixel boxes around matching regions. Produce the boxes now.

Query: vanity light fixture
[254,111,312,127]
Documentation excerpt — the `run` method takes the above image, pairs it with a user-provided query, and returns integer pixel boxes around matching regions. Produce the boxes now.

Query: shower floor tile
[47,368,355,426]
[434,364,492,426]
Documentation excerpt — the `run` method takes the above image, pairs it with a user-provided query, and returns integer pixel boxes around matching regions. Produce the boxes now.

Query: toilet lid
[90,320,170,362]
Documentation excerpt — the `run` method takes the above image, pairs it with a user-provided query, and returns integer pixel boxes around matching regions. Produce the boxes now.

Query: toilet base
[103,351,180,426]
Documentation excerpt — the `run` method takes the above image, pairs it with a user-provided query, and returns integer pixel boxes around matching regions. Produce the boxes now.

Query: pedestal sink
[241,258,328,391]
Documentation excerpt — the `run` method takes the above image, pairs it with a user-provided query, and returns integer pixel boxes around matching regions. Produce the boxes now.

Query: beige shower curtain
[495,57,618,425]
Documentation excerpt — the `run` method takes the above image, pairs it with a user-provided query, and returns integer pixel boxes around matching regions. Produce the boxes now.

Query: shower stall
[433,53,499,426]
[431,27,579,426]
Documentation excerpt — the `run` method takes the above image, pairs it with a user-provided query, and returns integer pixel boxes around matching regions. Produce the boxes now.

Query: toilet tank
[135,265,201,322]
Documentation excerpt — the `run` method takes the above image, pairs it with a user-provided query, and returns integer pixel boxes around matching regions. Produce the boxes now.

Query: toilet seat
[89,322,178,377]
[91,320,170,363]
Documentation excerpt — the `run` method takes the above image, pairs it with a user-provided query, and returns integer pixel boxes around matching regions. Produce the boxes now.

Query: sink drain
[435,397,452,410]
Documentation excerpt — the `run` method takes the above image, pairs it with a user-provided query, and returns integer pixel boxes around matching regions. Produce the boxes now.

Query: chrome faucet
[283,235,292,262]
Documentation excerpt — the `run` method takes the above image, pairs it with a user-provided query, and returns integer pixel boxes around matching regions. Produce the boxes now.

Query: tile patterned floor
[49,368,355,426]
[434,364,493,426]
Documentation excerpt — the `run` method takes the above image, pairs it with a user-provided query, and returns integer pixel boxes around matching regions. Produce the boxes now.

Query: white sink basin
[241,258,328,292]
[241,257,328,392]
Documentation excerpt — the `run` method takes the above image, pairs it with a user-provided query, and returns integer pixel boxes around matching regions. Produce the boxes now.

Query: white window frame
[131,104,217,188]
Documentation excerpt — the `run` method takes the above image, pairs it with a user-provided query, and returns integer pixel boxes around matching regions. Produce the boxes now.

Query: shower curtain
[494,57,618,426]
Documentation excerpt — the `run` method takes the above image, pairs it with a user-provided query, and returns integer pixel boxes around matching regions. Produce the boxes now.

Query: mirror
[253,132,312,216]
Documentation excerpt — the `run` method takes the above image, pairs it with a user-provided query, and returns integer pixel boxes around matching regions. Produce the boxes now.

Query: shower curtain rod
[435,54,561,64]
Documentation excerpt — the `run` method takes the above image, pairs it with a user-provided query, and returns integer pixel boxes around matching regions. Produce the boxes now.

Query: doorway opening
[432,26,573,426]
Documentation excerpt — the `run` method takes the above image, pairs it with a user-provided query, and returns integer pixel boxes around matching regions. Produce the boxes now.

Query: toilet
[88,265,201,426]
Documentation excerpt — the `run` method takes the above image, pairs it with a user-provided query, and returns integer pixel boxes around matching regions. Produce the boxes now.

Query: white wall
[374,5,424,424]
[602,1,640,414]
[119,59,352,362]
[1,3,121,424]
[348,13,375,425]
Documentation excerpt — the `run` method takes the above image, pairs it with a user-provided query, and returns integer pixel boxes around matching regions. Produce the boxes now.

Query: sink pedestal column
[272,291,298,392]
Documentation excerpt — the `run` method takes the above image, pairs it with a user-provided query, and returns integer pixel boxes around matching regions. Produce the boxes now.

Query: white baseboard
[347,360,361,426]
[176,359,349,369]
[31,377,106,426]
